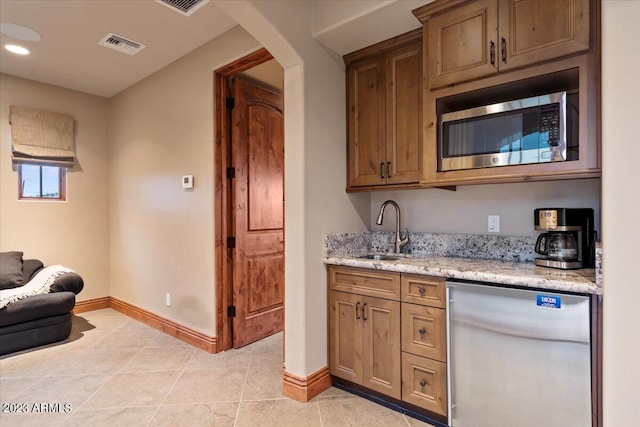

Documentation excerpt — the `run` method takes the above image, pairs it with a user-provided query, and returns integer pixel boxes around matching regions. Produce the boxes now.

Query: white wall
[213,0,371,377]
[602,1,640,426]
[108,26,262,336]
[0,74,110,301]
[372,179,601,236]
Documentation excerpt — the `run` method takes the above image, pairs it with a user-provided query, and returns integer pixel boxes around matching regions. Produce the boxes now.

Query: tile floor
[0,309,435,427]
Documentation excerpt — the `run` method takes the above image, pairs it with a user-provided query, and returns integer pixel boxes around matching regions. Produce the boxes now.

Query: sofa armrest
[49,273,84,295]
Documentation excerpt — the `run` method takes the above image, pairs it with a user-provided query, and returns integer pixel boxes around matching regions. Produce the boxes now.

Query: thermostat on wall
[182,175,194,189]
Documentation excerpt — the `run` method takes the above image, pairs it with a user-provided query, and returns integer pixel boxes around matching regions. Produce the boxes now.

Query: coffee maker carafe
[534,208,596,269]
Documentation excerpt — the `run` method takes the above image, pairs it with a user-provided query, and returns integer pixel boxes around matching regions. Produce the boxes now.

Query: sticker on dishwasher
[537,295,561,309]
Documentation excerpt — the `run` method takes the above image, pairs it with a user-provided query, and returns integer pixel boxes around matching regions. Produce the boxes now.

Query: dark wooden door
[231,77,284,348]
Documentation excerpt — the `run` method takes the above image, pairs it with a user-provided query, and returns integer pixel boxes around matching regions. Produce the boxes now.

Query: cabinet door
[499,0,590,71]
[427,0,498,89]
[329,291,362,384]
[347,57,386,187]
[386,41,423,185]
[361,296,401,399]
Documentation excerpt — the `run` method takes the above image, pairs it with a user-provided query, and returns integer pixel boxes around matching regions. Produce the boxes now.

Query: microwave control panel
[539,103,561,147]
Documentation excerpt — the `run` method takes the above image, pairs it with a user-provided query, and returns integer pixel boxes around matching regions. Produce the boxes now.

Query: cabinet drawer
[329,266,400,300]
[401,352,447,416]
[401,274,445,308]
[401,303,446,362]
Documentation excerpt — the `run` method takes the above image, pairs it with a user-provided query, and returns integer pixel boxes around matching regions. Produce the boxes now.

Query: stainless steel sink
[357,254,403,261]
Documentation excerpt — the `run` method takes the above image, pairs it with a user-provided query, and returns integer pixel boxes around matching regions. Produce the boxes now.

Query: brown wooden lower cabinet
[329,290,401,399]
[328,266,448,420]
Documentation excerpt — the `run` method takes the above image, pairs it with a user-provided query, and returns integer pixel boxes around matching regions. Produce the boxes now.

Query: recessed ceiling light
[0,23,41,42]
[5,44,30,55]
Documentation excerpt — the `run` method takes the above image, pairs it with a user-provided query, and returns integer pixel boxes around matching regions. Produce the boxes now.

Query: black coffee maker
[534,208,596,269]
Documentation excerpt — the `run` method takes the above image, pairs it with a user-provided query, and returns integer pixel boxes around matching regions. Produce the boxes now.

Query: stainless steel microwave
[439,91,577,171]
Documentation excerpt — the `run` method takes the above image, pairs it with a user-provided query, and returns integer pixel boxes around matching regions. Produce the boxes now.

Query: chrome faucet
[375,200,409,254]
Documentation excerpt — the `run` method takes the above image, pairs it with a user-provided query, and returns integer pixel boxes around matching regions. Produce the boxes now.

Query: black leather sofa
[0,252,84,355]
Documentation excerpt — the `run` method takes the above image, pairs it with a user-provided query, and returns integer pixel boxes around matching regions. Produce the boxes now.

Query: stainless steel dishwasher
[446,280,592,427]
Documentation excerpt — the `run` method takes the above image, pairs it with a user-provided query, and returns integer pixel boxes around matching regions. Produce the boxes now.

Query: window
[18,164,66,200]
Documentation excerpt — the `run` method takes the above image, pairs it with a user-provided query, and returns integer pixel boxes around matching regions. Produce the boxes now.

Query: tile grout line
[139,319,193,427]
[233,342,255,427]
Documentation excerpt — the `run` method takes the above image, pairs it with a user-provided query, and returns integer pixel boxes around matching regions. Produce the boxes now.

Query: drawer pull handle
[355,302,360,320]
[420,379,427,388]
[418,328,426,335]
[418,287,426,296]
[363,303,368,321]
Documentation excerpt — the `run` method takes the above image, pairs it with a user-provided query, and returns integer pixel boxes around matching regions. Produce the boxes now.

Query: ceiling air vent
[98,33,146,56]
[155,0,210,16]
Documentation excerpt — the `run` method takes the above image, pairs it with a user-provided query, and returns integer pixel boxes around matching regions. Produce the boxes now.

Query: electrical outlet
[165,293,171,307]
[488,215,500,233]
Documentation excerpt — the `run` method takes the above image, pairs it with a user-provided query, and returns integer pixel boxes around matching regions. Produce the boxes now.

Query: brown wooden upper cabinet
[417,0,591,89]
[345,31,423,189]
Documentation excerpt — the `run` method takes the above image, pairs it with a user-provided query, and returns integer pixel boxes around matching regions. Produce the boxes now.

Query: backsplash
[325,231,537,262]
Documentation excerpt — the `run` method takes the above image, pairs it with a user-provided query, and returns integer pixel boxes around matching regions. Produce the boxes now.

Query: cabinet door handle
[355,302,360,320]
[501,37,507,63]
[387,161,391,178]
[489,41,495,65]
[419,328,426,335]
[420,379,427,388]
[362,303,368,321]
[379,162,385,180]
[418,287,426,296]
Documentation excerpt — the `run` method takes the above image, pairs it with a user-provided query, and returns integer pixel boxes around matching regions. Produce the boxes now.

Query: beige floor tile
[251,332,283,354]
[120,346,195,372]
[404,414,438,427]
[94,327,162,349]
[311,386,354,400]
[8,373,111,409]
[49,347,139,375]
[250,350,283,367]
[0,351,65,378]
[146,333,195,348]
[81,370,180,409]
[318,395,409,427]
[241,365,283,401]
[0,376,40,401]
[61,406,158,427]
[186,346,252,370]
[149,402,238,427]
[235,399,322,427]
[163,368,246,404]
[0,410,69,427]
[75,310,130,329]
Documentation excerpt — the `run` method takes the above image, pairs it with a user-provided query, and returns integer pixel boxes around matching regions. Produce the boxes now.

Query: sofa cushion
[23,259,44,282]
[0,251,24,290]
[0,292,75,327]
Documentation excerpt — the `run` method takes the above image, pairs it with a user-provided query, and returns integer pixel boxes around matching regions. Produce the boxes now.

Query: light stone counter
[324,253,600,295]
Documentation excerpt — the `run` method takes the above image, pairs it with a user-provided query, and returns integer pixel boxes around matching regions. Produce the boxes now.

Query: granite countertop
[324,253,601,295]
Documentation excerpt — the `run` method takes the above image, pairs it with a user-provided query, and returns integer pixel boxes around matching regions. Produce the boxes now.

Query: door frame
[214,48,275,352]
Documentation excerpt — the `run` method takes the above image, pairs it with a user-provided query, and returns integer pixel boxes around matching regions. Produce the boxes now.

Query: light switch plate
[182,175,193,189]
[488,215,500,232]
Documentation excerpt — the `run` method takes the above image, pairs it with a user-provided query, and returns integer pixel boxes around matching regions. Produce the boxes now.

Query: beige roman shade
[9,106,76,167]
